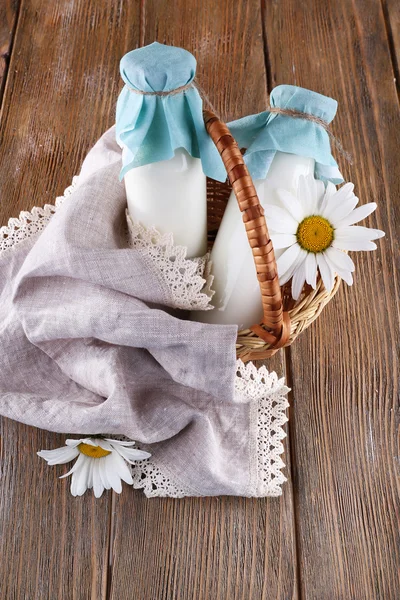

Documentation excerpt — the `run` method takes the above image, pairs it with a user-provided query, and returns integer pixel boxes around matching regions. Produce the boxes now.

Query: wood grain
[109,481,296,600]
[0,0,141,226]
[0,0,141,598]
[264,0,400,597]
[0,421,110,599]
[110,356,296,600]
[0,0,20,102]
[382,0,400,97]
[109,2,297,599]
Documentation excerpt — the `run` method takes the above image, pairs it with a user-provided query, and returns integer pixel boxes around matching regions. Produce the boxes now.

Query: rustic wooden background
[0,0,399,598]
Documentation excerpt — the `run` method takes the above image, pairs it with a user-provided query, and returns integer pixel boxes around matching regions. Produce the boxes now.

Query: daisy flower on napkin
[38,437,151,498]
[265,175,385,299]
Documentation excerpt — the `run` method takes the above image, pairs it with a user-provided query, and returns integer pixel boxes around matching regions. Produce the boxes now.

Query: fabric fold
[228,84,344,183]
[130,360,290,497]
[0,127,289,497]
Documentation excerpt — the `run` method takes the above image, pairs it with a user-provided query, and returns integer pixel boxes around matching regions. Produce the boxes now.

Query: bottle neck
[266,151,315,187]
[254,151,316,206]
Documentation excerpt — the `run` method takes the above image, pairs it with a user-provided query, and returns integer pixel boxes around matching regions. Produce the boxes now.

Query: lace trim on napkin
[1,180,289,498]
[131,359,290,498]
[126,213,214,311]
[235,359,290,497]
[0,178,79,253]
[0,182,214,313]
[131,459,188,498]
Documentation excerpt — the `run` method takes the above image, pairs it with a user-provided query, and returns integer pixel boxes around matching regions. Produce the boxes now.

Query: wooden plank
[110,360,296,600]
[110,475,296,600]
[109,3,298,599]
[0,1,141,598]
[0,0,20,102]
[0,0,141,225]
[382,0,400,98]
[264,0,400,598]
[0,422,110,600]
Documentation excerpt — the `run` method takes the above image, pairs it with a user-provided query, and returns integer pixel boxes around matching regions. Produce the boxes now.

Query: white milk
[125,148,207,258]
[191,152,315,329]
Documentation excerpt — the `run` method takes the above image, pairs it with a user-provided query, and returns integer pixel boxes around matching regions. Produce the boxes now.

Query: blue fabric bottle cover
[227,85,344,184]
[116,42,226,182]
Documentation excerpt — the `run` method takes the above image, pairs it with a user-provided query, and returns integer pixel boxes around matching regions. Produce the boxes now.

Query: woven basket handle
[204,110,290,349]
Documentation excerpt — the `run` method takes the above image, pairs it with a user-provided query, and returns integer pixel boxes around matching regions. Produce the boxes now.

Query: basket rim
[235,275,342,361]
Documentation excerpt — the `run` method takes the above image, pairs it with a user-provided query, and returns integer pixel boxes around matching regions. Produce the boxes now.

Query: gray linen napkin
[0,132,289,497]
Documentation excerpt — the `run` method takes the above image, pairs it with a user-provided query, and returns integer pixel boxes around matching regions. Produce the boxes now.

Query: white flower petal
[278,269,293,287]
[59,453,86,479]
[307,177,324,213]
[276,189,305,222]
[331,182,355,201]
[105,454,123,494]
[323,252,353,285]
[106,439,137,447]
[59,465,76,480]
[264,205,299,234]
[99,457,111,490]
[327,197,361,226]
[279,247,308,285]
[335,225,385,242]
[73,456,91,497]
[276,243,302,278]
[114,445,151,464]
[95,439,113,452]
[314,179,326,212]
[37,446,79,465]
[322,185,357,221]
[112,453,134,486]
[65,439,85,448]
[93,461,104,498]
[270,233,297,249]
[324,247,355,272]
[335,267,353,285]
[291,257,307,300]
[332,239,377,251]
[81,438,99,446]
[274,248,284,261]
[298,175,314,214]
[318,181,336,213]
[304,253,317,288]
[70,471,79,497]
[334,202,377,227]
[87,460,94,490]
[317,254,335,292]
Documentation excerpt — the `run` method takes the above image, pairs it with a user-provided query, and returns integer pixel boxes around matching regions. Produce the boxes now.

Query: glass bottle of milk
[123,150,207,258]
[192,154,315,329]
[191,85,343,328]
[116,42,226,259]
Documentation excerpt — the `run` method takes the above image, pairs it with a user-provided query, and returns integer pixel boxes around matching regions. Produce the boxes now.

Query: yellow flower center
[78,442,111,458]
[296,215,334,253]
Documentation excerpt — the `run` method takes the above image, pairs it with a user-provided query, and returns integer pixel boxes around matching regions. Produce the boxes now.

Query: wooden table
[0,1,399,598]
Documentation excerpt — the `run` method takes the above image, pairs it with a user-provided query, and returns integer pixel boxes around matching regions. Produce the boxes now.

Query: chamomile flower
[265,175,385,300]
[38,437,151,498]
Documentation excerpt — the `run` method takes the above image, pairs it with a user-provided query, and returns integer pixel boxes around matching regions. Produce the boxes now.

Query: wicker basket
[204,110,341,362]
